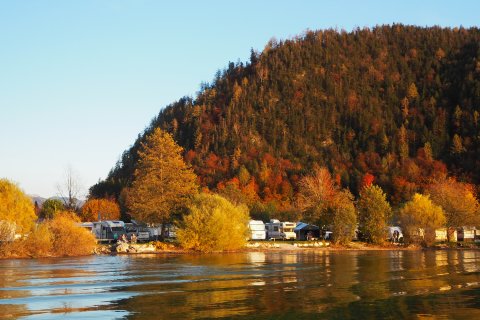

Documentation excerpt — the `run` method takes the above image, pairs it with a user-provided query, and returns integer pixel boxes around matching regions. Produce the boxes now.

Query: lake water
[1,250,480,319]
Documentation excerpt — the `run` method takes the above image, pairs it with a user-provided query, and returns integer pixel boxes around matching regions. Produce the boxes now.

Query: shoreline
[2,241,479,260]
[99,241,480,256]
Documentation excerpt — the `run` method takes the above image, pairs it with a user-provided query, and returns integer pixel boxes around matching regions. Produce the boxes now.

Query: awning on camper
[294,222,321,240]
[294,222,320,232]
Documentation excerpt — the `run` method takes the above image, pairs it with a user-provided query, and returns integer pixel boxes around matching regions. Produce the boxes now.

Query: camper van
[93,220,126,242]
[248,220,266,240]
[124,220,151,242]
[265,219,296,240]
[162,223,177,239]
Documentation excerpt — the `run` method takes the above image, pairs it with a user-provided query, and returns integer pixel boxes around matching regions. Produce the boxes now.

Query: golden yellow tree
[177,193,249,252]
[0,178,36,235]
[427,178,480,241]
[80,198,120,221]
[125,128,198,224]
[399,193,446,246]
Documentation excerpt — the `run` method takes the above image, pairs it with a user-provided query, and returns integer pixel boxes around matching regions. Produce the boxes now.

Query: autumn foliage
[177,193,250,252]
[1,211,96,258]
[399,194,446,246]
[297,166,357,244]
[125,128,198,224]
[427,178,480,241]
[0,178,36,235]
[92,25,480,222]
[80,198,120,222]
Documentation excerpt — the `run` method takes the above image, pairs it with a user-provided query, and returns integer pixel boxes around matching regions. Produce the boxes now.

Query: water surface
[1,250,480,319]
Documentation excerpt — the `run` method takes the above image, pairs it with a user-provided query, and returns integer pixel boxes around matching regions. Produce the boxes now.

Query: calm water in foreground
[1,250,480,319]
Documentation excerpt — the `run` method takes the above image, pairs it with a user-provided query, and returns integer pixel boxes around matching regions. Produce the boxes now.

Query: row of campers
[248,220,479,244]
[248,219,299,241]
[78,220,177,243]
[248,220,406,242]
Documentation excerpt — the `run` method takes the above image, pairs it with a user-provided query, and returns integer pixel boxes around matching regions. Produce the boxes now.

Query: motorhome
[248,220,266,240]
[162,223,177,239]
[265,219,296,240]
[124,220,151,242]
[93,220,126,242]
[78,222,94,233]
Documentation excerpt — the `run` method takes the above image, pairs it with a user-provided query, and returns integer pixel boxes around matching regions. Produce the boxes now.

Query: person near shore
[306,231,313,241]
[131,233,137,244]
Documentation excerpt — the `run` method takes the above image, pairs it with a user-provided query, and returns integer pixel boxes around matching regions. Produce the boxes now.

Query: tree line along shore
[1,127,479,258]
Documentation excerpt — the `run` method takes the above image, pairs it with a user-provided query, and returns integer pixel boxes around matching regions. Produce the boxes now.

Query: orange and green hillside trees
[125,128,198,224]
[0,178,36,237]
[80,198,121,221]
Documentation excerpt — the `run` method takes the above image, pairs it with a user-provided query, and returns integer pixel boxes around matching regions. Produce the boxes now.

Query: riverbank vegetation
[1,179,96,258]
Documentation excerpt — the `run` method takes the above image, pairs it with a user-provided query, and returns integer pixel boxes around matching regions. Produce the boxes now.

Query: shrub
[46,212,96,256]
[177,193,250,252]
[25,224,53,257]
[399,194,446,246]
[1,212,97,258]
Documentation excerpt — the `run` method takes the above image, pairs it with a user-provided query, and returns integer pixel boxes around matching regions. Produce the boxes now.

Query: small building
[294,222,320,241]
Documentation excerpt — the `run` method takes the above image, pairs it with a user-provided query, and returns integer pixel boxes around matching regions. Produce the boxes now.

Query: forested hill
[91,25,480,216]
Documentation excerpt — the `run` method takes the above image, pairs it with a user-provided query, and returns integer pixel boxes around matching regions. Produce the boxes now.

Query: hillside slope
[91,25,480,215]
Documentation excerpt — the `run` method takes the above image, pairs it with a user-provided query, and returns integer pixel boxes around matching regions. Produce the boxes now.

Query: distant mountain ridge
[91,25,480,213]
[29,195,85,208]
[29,195,46,206]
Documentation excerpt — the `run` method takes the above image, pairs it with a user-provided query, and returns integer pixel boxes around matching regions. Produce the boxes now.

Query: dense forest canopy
[91,25,480,218]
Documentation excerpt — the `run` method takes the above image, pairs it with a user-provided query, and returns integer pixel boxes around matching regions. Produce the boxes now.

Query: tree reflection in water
[1,251,480,319]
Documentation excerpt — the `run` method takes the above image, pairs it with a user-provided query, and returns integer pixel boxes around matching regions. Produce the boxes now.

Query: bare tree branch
[57,165,84,211]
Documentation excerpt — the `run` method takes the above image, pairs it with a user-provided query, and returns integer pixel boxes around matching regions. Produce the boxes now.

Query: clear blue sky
[0,0,478,198]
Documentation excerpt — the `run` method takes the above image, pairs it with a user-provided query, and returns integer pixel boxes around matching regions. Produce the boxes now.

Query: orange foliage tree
[80,198,120,221]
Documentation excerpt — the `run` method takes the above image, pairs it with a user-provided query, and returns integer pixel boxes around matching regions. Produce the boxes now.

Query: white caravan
[265,219,296,240]
[93,220,126,242]
[248,220,266,240]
